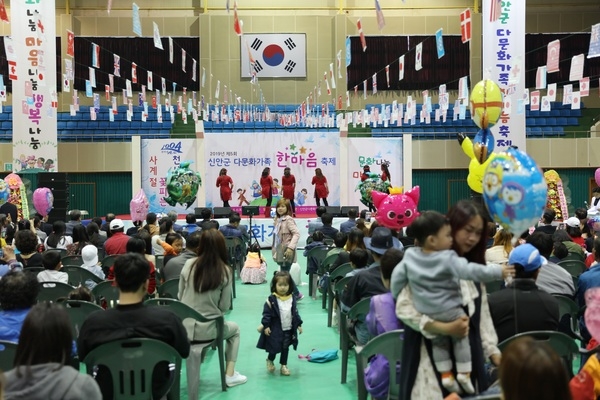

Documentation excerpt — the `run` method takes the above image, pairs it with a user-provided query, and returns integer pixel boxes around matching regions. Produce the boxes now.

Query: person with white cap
[81,244,105,288]
[566,216,587,249]
[488,243,560,343]
[103,219,129,255]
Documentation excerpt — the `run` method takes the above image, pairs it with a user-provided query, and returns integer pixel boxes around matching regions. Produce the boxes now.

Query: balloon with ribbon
[130,189,150,222]
[371,186,420,231]
[163,161,202,209]
[32,187,54,217]
[482,147,547,237]
[470,79,503,129]
[473,128,495,164]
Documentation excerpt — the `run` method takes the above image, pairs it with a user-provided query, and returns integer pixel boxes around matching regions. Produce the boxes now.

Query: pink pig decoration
[130,189,150,222]
[371,186,420,230]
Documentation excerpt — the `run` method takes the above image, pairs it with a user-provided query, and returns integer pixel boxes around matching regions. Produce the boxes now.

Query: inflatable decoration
[0,179,9,206]
[33,187,54,217]
[459,135,498,194]
[585,287,600,341]
[163,161,202,209]
[483,147,547,236]
[4,173,23,190]
[595,168,600,187]
[470,79,503,129]
[130,189,150,222]
[355,172,392,209]
[473,128,495,164]
[371,186,420,231]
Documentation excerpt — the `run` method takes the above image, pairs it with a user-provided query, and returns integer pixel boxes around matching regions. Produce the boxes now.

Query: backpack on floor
[298,349,339,363]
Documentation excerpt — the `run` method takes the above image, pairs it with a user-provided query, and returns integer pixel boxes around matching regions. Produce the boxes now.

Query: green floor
[178,257,359,400]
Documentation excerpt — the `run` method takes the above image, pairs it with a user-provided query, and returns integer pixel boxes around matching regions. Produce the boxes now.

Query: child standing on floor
[257,271,304,376]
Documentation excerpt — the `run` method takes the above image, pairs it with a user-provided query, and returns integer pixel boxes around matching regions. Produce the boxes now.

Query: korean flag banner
[241,33,306,78]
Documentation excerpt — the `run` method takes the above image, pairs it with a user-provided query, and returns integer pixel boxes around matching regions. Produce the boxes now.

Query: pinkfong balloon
[33,187,54,217]
[482,147,547,237]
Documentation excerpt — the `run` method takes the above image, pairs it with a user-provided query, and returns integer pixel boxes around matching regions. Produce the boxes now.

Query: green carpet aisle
[178,257,358,400]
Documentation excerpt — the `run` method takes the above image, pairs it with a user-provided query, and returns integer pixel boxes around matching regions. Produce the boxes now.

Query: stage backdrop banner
[141,139,201,214]
[12,0,58,172]
[483,0,526,151]
[204,132,340,209]
[347,137,404,208]
[241,34,306,78]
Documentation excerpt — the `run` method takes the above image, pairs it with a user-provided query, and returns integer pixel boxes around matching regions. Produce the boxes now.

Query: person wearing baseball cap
[488,243,560,343]
[340,227,403,344]
[103,219,129,255]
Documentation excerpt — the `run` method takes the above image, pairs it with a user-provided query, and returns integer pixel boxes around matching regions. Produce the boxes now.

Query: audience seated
[151,218,174,256]
[329,228,369,273]
[167,210,183,233]
[14,230,43,269]
[44,221,73,251]
[197,208,219,231]
[219,211,250,246]
[100,213,115,235]
[32,216,47,243]
[326,231,347,259]
[86,222,106,247]
[340,208,358,233]
[103,219,129,255]
[182,213,200,235]
[66,225,91,256]
[485,229,513,266]
[65,210,82,236]
[566,216,586,249]
[158,232,184,266]
[4,302,102,400]
[488,244,560,343]
[37,251,69,285]
[78,253,190,399]
[527,232,575,298]
[304,231,328,276]
[162,231,201,281]
[81,245,105,288]
[533,208,558,236]
[576,237,600,345]
[34,213,53,237]
[0,271,39,342]
[142,212,159,236]
[553,229,585,260]
[307,206,326,236]
[346,248,370,278]
[316,212,339,239]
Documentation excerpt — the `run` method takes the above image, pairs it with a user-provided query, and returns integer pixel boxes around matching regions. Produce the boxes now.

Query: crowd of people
[1,197,600,400]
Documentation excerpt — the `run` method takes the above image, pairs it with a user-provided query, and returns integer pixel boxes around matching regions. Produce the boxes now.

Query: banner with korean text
[12,0,58,172]
[203,132,340,209]
[482,0,526,151]
[346,137,404,208]
[141,139,201,214]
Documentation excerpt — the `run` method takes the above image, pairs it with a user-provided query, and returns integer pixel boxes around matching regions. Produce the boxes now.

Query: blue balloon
[482,147,547,236]
[473,128,495,164]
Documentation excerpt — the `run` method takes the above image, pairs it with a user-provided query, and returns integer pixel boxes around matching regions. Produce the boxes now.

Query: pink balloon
[595,168,600,187]
[585,287,600,341]
[33,187,54,217]
[130,189,149,222]
[371,186,420,231]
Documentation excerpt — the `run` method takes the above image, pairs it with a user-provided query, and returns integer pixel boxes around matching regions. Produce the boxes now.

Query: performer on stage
[282,167,297,217]
[380,162,391,185]
[311,168,329,207]
[261,167,274,218]
[216,168,234,207]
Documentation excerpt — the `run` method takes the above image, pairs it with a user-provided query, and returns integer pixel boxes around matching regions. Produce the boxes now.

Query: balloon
[470,79,503,129]
[0,179,9,206]
[482,147,547,236]
[595,168,600,187]
[163,161,202,209]
[371,186,420,231]
[473,128,495,164]
[130,189,150,222]
[355,173,391,209]
[4,173,23,190]
[32,187,54,217]
[585,287,600,341]
[460,136,498,193]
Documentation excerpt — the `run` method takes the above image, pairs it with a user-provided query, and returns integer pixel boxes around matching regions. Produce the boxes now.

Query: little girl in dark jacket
[257,271,303,376]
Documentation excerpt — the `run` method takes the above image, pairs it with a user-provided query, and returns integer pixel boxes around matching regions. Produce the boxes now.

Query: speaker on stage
[324,206,342,217]
[340,206,359,217]
[194,207,210,219]
[38,173,70,223]
[213,207,233,219]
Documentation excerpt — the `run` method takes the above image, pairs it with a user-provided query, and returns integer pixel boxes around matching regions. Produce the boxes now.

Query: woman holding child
[395,200,502,399]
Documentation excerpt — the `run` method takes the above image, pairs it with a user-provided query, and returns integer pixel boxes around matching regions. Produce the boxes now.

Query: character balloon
[459,134,498,193]
[482,147,547,237]
[356,172,392,209]
[163,161,202,209]
[371,186,420,231]
[0,179,9,206]
[473,128,495,164]
[470,79,503,129]
[130,189,150,222]
[32,187,54,217]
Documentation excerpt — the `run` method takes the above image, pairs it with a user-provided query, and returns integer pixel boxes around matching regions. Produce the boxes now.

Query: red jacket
[570,339,600,400]
[104,232,130,255]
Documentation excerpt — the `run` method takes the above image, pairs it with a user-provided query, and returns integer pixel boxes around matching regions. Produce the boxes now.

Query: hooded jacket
[4,363,102,400]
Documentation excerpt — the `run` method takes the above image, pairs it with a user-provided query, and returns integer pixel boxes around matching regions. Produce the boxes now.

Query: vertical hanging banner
[483,0,526,151]
[12,0,58,172]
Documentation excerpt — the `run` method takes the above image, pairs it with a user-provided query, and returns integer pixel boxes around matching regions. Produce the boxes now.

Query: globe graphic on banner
[263,44,285,66]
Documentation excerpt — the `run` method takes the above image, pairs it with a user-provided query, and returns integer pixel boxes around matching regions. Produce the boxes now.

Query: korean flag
[241,34,306,78]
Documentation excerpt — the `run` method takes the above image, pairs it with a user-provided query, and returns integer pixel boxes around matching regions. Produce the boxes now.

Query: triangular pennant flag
[113,54,120,76]
[153,22,164,49]
[91,43,100,68]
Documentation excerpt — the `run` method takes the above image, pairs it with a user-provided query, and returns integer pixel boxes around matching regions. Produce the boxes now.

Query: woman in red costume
[216,168,234,207]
